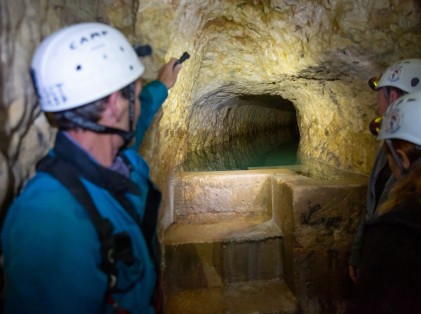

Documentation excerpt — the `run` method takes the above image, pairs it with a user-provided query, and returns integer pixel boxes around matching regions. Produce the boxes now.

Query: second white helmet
[31,22,144,112]
[378,90,421,146]
[375,59,421,93]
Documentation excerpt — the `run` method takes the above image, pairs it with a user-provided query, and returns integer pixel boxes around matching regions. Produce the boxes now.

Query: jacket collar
[54,131,140,195]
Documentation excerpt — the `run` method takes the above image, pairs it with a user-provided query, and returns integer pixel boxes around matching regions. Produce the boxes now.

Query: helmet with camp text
[368,59,421,94]
[31,22,144,112]
[378,90,421,146]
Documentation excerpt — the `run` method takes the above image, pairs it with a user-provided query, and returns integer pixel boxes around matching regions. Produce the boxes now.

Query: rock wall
[0,0,148,209]
[1,0,420,222]
[138,0,421,227]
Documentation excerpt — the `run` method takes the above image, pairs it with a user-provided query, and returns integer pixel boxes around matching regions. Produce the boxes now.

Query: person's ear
[396,148,411,170]
[101,92,121,124]
[389,89,400,103]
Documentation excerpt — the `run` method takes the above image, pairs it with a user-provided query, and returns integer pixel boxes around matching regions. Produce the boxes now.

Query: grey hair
[48,84,132,130]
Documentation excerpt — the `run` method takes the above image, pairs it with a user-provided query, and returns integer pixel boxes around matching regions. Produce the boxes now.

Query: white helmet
[374,59,421,93]
[31,22,144,112]
[378,90,421,146]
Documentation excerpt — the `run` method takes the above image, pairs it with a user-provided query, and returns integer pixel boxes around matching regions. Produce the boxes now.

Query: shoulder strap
[36,155,119,286]
[119,154,162,313]
[37,155,112,236]
[143,180,161,265]
[119,153,162,267]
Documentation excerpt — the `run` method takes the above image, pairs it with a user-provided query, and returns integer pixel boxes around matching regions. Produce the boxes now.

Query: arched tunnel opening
[180,93,300,171]
[165,90,368,314]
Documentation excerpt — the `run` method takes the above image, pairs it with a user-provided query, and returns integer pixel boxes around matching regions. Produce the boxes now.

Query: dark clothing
[349,148,394,267]
[349,197,421,313]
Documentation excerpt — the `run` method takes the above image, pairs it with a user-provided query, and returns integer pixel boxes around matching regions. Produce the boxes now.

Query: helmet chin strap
[63,111,134,145]
[128,82,136,134]
[382,87,390,101]
[63,82,137,150]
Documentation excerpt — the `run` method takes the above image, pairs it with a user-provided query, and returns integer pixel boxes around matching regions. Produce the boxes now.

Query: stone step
[163,218,284,292]
[171,170,293,224]
[164,279,298,314]
[163,166,368,312]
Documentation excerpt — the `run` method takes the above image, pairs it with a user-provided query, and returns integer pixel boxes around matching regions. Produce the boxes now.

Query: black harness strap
[143,180,161,266]
[36,155,120,285]
[36,153,161,272]
[118,154,161,267]
[1,148,162,312]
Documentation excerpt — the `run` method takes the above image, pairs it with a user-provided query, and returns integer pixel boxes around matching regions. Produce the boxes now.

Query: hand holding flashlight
[174,52,190,69]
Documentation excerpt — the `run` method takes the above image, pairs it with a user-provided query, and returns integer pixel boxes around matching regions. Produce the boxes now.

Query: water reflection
[180,127,366,182]
[180,127,299,171]
[268,159,367,181]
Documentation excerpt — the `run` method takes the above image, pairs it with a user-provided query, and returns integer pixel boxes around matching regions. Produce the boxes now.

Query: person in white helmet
[349,59,421,283]
[0,22,182,314]
[348,91,421,313]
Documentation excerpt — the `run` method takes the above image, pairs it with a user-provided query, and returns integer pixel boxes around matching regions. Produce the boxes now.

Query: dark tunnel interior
[181,94,300,171]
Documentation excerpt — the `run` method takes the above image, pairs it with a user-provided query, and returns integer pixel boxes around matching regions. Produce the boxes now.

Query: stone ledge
[170,166,367,226]
[164,217,282,245]
[171,170,291,224]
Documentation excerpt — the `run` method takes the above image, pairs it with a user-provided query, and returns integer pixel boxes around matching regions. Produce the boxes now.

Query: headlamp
[369,116,382,136]
[134,45,152,57]
[368,76,379,91]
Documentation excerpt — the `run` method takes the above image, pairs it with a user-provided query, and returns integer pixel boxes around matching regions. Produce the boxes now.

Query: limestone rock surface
[1,1,420,312]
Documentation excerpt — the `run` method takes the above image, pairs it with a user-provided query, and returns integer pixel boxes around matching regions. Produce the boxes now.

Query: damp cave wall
[1,0,421,227]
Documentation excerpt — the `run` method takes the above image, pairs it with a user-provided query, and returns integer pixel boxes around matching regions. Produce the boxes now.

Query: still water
[179,128,366,181]
[180,128,299,172]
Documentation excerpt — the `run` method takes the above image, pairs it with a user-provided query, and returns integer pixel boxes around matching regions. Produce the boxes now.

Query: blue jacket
[1,80,168,314]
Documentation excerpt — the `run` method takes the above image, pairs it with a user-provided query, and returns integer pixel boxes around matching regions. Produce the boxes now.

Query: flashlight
[174,52,190,69]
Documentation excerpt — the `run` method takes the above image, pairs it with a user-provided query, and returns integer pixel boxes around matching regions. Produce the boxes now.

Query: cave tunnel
[181,93,300,172]
[2,1,420,313]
